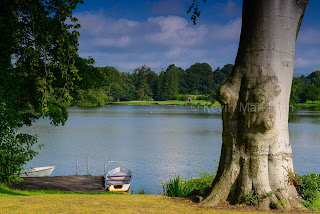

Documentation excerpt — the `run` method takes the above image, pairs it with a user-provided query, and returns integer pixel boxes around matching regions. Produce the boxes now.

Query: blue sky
[74,0,320,76]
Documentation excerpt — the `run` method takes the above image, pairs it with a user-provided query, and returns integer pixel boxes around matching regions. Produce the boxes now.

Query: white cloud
[76,11,139,37]
[75,11,107,36]
[165,47,207,59]
[75,11,241,72]
[93,36,131,48]
[209,18,241,41]
[145,16,207,46]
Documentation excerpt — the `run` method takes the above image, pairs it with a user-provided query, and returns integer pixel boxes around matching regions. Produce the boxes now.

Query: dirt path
[10,176,105,192]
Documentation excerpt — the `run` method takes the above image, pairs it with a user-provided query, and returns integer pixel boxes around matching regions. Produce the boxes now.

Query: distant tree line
[69,57,233,107]
[290,71,320,104]
[69,56,319,107]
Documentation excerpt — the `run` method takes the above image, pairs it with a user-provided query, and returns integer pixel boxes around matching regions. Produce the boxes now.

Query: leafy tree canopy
[308,70,320,88]
[0,0,82,183]
[186,62,214,94]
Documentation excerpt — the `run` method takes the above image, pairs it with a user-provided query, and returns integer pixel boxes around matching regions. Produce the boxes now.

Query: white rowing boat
[105,167,132,192]
[19,166,55,177]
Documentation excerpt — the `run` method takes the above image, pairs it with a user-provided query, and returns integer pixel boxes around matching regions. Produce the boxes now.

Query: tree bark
[199,0,309,210]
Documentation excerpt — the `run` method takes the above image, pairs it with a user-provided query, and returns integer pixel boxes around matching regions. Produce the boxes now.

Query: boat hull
[107,184,131,192]
[19,166,55,177]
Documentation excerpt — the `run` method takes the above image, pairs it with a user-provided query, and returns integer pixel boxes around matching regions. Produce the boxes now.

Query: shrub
[285,166,301,188]
[209,98,216,104]
[196,95,208,100]
[313,192,320,212]
[237,189,283,208]
[77,89,110,107]
[283,167,320,211]
[177,94,189,101]
[190,169,216,194]
[208,92,216,104]
[162,175,191,197]
[296,173,320,210]
[162,170,215,197]
[0,133,41,184]
[238,190,259,206]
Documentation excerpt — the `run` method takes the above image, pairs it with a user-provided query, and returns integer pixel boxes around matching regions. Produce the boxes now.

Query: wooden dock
[10,176,105,192]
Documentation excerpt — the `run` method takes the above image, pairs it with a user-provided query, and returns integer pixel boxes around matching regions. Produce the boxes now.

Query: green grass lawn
[305,100,320,104]
[0,185,278,214]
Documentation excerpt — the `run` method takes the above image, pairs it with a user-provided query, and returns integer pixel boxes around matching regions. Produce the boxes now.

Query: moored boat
[19,166,55,177]
[105,167,132,192]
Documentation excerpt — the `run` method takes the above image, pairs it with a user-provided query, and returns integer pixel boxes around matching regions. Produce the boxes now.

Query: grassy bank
[292,100,320,110]
[107,99,320,111]
[108,100,221,107]
[0,186,277,214]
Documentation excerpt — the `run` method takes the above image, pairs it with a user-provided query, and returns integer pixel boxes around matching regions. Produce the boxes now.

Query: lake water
[21,105,320,194]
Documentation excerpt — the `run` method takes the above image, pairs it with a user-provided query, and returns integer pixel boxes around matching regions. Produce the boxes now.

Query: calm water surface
[21,106,320,194]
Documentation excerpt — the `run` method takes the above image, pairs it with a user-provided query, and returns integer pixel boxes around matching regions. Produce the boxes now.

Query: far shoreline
[105,100,220,107]
[77,100,320,110]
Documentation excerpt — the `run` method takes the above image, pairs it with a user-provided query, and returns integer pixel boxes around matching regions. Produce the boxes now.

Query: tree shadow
[0,186,27,196]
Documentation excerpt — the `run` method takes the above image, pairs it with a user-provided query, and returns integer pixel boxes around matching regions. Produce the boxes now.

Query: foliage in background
[77,89,110,107]
[156,65,180,100]
[71,60,233,106]
[290,71,320,104]
[71,57,320,108]
[132,66,156,100]
[185,63,214,95]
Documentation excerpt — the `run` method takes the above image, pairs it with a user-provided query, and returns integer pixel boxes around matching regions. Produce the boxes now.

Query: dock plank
[10,176,105,192]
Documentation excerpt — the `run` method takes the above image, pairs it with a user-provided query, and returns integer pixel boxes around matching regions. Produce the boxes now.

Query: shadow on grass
[0,185,119,196]
[27,190,119,195]
[0,186,27,196]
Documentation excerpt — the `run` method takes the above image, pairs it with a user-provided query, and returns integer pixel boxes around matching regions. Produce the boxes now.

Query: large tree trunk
[200,0,309,210]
